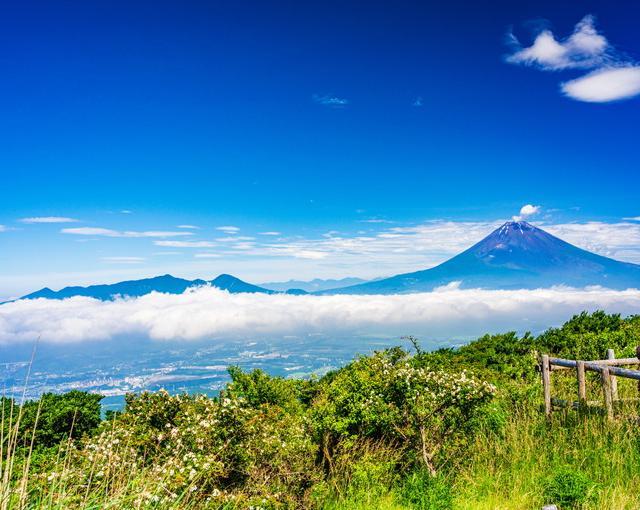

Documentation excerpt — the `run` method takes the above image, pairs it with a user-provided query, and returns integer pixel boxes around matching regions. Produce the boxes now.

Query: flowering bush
[45,386,318,508]
[312,348,496,475]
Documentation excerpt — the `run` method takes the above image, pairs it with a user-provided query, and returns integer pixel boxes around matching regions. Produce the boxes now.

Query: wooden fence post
[607,349,619,401]
[542,354,551,418]
[576,361,586,407]
[601,367,614,421]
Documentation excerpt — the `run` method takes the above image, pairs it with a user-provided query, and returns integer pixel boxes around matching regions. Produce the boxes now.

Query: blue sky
[2,0,640,298]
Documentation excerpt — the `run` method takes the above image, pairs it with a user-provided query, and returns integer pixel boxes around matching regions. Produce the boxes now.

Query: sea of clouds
[1,286,640,345]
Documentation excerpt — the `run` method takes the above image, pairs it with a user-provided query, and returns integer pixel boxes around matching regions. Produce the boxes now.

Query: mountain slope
[322,221,640,294]
[210,274,276,294]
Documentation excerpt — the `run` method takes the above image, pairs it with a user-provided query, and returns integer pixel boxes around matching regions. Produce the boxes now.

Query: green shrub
[2,390,102,449]
[399,469,453,510]
[544,466,596,509]
[312,348,496,475]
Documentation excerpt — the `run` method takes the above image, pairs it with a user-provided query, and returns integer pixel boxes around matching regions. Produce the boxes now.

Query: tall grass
[452,372,640,510]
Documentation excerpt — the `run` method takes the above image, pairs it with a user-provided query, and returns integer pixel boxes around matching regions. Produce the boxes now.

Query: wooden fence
[541,348,640,420]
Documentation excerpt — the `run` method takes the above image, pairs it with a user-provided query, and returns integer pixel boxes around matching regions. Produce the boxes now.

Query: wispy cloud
[259,231,281,236]
[0,225,6,232]
[412,96,424,107]
[360,218,394,224]
[61,227,192,238]
[215,236,255,242]
[101,256,146,264]
[154,240,217,248]
[216,226,240,233]
[177,225,200,230]
[2,286,640,344]
[313,94,349,107]
[21,216,79,224]
[507,15,610,70]
[506,15,640,103]
[194,253,222,258]
[545,221,640,262]
[228,219,640,274]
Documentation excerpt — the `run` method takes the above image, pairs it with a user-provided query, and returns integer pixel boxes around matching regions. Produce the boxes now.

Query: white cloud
[561,66,640,102]
[154,240,217,248]
[62,228,192,238]
[624,217,640,222]
[259,232,282,236]
[313,94,349,106]
[507,15,609,70]
[506,15,640,103]
[21,217,79,224]
[194,253,222,259]
[177,225,200,230]
[101,257,146,264]
[1,286,639,345]
[216,226,240,233]
[120,210,132,214]
[513,204,541,221]
[0,225,6,232]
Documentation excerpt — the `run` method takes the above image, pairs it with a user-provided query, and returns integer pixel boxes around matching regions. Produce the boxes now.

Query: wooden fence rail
[541,348,640,421]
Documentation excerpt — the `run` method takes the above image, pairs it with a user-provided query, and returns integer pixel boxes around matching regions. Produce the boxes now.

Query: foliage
[2,391,102,449]
[537,311,640,360]
[312,348,495,474]
[3,310,640,509]
[544,466,596,509]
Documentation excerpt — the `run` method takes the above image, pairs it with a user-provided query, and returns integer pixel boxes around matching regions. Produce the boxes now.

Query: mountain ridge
[15,274,283,302]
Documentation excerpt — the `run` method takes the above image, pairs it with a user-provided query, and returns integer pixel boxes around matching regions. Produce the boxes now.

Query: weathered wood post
[542,354,551,418]
[607,349,618,401]
[601,367,614,421]
[636,346,640,395]
[576,360,586,407]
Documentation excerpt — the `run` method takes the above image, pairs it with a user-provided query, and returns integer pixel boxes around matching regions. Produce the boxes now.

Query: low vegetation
[2,311,640,509]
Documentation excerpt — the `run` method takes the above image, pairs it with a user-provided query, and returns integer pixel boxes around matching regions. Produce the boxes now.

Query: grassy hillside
[2,311,640,509]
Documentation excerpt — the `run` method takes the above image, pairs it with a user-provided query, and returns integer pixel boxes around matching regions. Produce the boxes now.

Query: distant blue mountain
[321,221,640,294]
[260,277,367,293]
[18,274,279,301]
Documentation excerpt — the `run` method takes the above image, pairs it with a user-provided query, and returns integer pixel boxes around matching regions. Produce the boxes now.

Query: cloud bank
[1,286,639,345]
[506,15,640,103]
